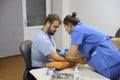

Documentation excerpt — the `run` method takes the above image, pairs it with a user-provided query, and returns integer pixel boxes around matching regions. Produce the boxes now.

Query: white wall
[24,0,120,50]
[0,0,24,58]
[26,27,42,41]
[69,0,120,36]
[52,0,120,49]
[52,0,71,49]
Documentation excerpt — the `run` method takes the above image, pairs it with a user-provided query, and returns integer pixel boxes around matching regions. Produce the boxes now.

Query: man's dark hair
[44,14,61,25]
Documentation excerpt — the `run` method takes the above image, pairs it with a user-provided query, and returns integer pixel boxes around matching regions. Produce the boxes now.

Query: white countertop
[30,64,110,80]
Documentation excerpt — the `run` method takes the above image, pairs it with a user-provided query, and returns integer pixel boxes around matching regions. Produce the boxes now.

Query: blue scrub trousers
[107,62,120,80]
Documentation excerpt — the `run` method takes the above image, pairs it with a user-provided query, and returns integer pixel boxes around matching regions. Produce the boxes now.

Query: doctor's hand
[59,48,70,56]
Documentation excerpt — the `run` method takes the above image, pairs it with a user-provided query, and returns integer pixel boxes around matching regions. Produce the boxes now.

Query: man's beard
[47,25,55,35]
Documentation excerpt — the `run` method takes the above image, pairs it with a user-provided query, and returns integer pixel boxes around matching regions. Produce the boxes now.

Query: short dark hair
[44,14,61,25]
[63,12,80,26]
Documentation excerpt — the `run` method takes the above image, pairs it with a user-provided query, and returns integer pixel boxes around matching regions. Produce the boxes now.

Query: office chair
[115,28,120,37]
[19,40,36,80]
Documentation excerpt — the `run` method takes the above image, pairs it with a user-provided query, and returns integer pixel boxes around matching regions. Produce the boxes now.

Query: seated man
[31,13,67,68]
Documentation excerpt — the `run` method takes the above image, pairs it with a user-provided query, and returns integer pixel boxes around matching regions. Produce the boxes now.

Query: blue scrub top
[71,23,120,73]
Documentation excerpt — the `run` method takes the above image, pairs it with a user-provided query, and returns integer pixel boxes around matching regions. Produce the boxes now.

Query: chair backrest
[115,28,120,37]
[19,40,33,70]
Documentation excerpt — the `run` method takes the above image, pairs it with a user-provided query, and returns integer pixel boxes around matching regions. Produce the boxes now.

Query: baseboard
[0,54,22,59]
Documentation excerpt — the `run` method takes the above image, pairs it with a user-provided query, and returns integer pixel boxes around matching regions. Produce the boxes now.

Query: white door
[22,0,51,41]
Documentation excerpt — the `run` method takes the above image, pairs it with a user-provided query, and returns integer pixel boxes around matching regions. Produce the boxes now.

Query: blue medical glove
[59,48,70,56]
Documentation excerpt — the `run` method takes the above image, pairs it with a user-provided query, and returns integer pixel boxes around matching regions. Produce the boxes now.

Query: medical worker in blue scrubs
[63,12,120,80]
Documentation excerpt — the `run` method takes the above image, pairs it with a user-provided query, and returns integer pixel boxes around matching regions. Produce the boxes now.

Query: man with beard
[31,13,67,68]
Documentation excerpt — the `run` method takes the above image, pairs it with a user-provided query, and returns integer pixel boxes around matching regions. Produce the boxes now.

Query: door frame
[22,0,52,40]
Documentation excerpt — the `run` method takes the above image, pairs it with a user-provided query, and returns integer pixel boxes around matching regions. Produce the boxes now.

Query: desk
[30,64,110,80]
